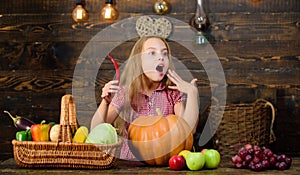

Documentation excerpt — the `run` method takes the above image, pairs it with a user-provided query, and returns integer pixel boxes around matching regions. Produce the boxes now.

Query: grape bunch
[231,144,292,171]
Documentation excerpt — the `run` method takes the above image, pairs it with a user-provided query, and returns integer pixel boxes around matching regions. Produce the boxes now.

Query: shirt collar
[141,83,166,95]
[156,83,166,91]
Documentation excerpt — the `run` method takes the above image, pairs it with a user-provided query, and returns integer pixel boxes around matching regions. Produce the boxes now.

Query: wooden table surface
[1,157,299,175]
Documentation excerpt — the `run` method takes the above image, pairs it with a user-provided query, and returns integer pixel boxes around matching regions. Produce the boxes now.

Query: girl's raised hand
[167,69,197,94]
[101,80,119,103]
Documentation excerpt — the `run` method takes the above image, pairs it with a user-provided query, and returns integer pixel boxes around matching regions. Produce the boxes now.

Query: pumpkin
[128,109,194,166]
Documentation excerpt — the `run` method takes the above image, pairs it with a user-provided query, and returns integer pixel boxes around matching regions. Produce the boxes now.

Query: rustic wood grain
[1,0,299,13]
[1,40,299,70]
[0,0,300,160]
[1,157,300,174]
[1,12,299,42]
[1,68,298,92]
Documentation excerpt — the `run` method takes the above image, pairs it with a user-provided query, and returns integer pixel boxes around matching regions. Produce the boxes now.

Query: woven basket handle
[58,94,79,143]
[255,99,276,143]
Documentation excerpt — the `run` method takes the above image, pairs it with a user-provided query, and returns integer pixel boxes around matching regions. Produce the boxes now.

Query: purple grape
[275,162,281,169]
[253,156,260,164]
[253,163,264,171]
[232,155,243,164]
[254,145,261,151]
[238,149,247,159]
[262,160,270,169]
[247,148,254,156]
[280,154,287,162]
[262,155,269,161]
[278,162,287,170]
[244,144,253,150]
[263,148,272,154]
[242,161,248,168]
[231,155,237,164]
[269,157,277,165]
[276,155,282,162]
[245,154,253,163]
[248,161,254,169]
[263,147,270,153]
[285,157,292,168]
[266,150,273,158]
[233,145,293,171]
[235,163,243,169]
[249,165,256,171]
[254,149,263,158]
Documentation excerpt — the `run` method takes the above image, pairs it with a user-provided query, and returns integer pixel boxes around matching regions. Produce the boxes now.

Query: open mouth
[156,65,164,73]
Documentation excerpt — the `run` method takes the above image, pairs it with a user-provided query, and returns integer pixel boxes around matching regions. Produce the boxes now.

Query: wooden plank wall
[0,0,299,160]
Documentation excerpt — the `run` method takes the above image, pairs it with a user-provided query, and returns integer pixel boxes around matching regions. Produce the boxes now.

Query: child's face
[141,38,170,82]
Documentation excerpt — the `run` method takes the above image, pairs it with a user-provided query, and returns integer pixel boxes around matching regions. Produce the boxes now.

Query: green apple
[185,152,205,171]
[202,149,221,169]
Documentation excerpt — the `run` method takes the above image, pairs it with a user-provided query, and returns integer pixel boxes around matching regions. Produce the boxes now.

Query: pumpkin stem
[156,108,162,116]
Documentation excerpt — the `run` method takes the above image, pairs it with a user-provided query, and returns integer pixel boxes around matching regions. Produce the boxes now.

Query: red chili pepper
[107,54,120,81]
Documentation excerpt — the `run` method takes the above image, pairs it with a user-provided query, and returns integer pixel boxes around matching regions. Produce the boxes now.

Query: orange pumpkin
[128,110,194,166]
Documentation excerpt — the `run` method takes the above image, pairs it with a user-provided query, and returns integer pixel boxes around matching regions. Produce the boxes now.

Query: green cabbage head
[85,123,118,144]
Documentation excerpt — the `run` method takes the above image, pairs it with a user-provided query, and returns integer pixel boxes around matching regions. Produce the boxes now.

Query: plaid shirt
[111,83,185,160]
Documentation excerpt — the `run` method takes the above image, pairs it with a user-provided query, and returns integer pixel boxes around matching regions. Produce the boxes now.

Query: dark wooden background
[0,0,299,160]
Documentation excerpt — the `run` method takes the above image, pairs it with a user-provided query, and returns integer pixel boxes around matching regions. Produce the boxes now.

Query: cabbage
[85,123,118,144]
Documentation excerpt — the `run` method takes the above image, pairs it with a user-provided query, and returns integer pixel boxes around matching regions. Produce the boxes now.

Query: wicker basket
[12,94,122,169]
[207,99,276,158]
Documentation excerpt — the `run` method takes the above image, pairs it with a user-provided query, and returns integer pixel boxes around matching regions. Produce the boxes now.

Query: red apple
[169,155,186,170]
[201,148,207,153]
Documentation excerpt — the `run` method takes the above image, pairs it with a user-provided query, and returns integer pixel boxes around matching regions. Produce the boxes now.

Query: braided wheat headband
[136,16,172,39]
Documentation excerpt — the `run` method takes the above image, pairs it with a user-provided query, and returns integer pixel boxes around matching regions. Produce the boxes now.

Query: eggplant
[4,110,35,130]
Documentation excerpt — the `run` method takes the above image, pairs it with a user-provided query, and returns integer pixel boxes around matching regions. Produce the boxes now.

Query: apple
[201,148,207,153]
[185,152,205,171]
[178,150,191,159]
[169,155,186,170]
[202,149,221,169]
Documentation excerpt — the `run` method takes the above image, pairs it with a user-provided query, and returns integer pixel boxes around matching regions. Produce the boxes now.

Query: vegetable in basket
[73,126,89,143]
[30,120,51,141]
[85,123,118,144]
[49,124,60,142]
[16,129,32,141]
[49,121,56,126]
[4,110,35,130]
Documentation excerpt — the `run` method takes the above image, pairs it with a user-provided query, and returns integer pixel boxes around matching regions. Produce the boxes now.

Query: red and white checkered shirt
[111,83,185,160]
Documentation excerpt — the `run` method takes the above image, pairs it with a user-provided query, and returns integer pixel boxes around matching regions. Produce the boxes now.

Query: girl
[91,36,199,160]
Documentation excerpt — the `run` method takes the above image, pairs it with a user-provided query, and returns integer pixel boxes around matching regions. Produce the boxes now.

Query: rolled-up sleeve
[111,87,125,114]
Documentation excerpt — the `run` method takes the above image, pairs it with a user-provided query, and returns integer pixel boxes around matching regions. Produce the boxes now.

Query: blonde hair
[114,36,175,134]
